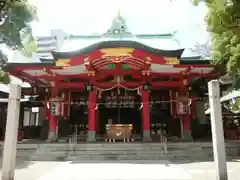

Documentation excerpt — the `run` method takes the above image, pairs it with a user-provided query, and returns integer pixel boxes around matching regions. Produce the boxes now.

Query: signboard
[105,96,135,108]
[164,57,179,64]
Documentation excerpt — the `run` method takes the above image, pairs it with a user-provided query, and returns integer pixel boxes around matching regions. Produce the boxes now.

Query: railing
[158,130,168,154]
[224,129,240,140]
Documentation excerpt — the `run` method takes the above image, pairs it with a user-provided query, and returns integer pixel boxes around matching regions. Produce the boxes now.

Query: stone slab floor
[0,159,240,180]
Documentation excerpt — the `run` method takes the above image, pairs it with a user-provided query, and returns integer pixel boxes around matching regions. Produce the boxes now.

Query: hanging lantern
[105,96,111,108]
[143,84,151,91]
[61,92,65,100]
[32,86,37,94]
[177,96,191,115]
[112,96,117,108]
[85,84,93,92]
[98,90,102,99]
[137,88,141,95]
[143,84,149,90]
[44,88,49,93]
[111,91,114,97]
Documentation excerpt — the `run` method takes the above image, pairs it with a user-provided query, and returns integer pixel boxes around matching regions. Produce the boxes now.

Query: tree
[0,0,37,84]
[190,40,211,58]
[194,0,240,89]
[0,0,37,50]
[0,50,10,84]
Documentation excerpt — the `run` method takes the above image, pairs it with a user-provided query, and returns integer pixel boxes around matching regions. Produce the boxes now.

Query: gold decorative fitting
[88,71,96,76]
[142,70,150,76]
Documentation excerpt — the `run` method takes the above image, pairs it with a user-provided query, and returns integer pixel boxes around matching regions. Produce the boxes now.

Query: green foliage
[194,0,240,89]
[0,50,10,84]
[223,97,240,114]
[0,0,37,55]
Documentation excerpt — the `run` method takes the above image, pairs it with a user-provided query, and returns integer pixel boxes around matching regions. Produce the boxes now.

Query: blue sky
[28,0,209,55]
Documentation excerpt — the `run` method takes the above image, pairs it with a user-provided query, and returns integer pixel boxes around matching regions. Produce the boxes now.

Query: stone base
[47,131,57,142]
[142,130,152,142]
[182,130,193,141]
[87,130,96,142]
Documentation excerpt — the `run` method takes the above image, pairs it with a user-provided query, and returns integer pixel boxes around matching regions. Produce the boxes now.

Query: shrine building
[4,13,216,142]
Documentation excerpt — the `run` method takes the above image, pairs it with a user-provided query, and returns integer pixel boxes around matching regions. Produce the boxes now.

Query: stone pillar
[141,89,151,141]
[2,84,21,180]
[87,90,96,142]
[208,80,227,180]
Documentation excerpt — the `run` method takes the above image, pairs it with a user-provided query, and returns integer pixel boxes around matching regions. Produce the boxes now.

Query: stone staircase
[1,142,238,161]
[29,143,208,161]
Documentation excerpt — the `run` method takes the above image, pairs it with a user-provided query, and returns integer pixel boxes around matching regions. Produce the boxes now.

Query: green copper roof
[69,11,175,40]
[104,10,132,37]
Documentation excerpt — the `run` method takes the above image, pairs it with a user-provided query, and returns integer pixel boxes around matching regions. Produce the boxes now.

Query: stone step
[30,153,175,161]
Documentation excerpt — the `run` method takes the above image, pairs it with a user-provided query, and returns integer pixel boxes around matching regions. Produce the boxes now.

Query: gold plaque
[164,57,179,64]
[100,48,134,57]
[56,59,71,67]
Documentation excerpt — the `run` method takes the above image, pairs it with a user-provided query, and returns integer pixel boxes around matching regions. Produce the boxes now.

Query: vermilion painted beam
[9,71,32,84]
[56,80,182,89]
[16,66,63,71]
[30,71,214,81]
[174,64,213,68]
[151,81,182,87]
[19,70,46,86]
[31,74,90,80]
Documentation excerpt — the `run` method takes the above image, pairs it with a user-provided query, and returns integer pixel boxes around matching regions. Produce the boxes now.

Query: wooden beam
[56,80,182,89]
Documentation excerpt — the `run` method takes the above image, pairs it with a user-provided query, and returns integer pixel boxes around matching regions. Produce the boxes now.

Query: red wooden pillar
[180,87,192,141]
[48,88,58,141]
[141,88,151,141]
[87,90,96,141]
[49,104,57,139]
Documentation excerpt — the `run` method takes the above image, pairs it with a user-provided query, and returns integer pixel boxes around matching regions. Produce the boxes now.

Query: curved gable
[51,40,184,60]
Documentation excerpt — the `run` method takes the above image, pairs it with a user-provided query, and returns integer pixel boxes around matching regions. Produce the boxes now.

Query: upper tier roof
[51,40,184,60]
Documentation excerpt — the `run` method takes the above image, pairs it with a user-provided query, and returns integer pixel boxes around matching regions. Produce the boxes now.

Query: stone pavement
[0,159,240,180]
